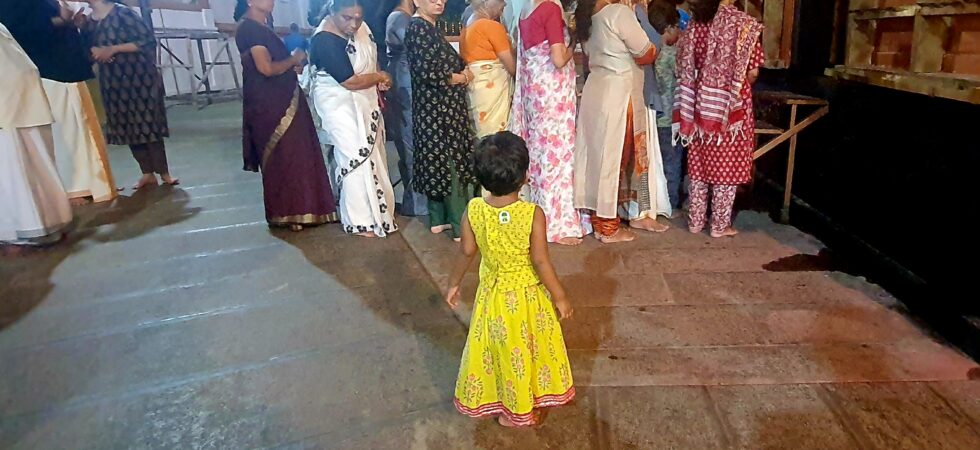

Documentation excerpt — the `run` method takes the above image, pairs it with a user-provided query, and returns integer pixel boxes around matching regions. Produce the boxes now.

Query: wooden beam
[920,3,980,17]
[911,13,952,72]
[846,14,876,66]
[780,0,797,65]
[753,106,830,160]
[853,5,920,20]
[829,65,980,104]
[763,0,787,67]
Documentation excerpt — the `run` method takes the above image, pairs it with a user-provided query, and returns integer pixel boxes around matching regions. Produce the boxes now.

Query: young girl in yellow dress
[445,131,576,427]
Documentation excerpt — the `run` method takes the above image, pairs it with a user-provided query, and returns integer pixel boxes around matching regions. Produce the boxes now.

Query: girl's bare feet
[356,231,378,238]
[596,227,636,244]
[160,174,180,186]
[710,227,739,238]
[430,224,452,234]
[289,224,303,232]
[630,217,669,233]
[557,237,583,246]
[688,225,703,234]
[132,174,158,190]
[497,415,518,427]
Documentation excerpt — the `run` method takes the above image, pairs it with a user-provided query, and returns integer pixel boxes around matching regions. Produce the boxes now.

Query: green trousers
[427,166,477,238]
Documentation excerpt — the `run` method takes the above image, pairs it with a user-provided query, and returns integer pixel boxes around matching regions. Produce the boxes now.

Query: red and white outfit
[674,5,764,235]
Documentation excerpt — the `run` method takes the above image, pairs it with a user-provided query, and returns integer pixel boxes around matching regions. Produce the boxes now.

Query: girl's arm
[445,212,479,308]
[529,207,573,320]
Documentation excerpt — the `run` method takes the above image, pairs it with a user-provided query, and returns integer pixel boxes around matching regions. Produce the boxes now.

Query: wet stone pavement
[1,102,979,449]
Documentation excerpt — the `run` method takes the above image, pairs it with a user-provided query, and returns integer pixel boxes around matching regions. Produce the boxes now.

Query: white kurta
[0,23,72,244]
[574,4,671,220]
[44,79,118,203]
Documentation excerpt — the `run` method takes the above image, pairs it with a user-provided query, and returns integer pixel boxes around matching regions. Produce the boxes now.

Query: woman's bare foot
[710,227,739,238]
[69,197,91,207]
[160,174,180,186]
[557,236,583,246]
[132,174,158,190]
[430,224,452,234]
[688,226,703,234]
[356,231,378,238]
[596,227,636,244]
[630,217,670,233]
[289,224,303,232]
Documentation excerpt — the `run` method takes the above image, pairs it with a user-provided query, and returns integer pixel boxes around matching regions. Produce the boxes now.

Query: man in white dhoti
[0,22,74,245]
[0,0,117,204]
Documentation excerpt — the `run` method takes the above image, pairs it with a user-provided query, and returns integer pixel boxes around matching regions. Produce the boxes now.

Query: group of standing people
[1,0,176,245]
[233,0,762,243]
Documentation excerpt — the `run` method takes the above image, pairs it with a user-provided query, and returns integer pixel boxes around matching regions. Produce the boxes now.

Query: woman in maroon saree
[235,0,336,230]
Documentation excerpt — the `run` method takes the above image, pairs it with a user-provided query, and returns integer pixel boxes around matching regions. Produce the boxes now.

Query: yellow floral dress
[453,198,575,426]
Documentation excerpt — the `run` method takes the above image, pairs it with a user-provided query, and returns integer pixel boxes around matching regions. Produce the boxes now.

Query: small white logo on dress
[498,211,511,224]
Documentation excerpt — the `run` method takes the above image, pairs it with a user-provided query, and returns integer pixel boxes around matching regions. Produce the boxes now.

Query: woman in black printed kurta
[405,0,477,240]
[81,0,175,189]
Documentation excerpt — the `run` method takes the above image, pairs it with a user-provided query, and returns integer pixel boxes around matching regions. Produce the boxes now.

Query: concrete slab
[569,339,976,387]
[709,384,858,449]
[2,101,976,448]
[599,386,727,449]
[824,382,980,449]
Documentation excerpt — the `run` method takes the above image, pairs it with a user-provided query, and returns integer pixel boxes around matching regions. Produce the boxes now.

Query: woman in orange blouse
[460,0,516,138]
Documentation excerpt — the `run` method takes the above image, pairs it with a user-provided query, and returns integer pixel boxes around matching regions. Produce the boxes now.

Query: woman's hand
[445,285,461,309]
[377,71,393,91]
[91,46,116,63]
[57,1,74,23]
[72,9,88,27]
[290,49,308,66]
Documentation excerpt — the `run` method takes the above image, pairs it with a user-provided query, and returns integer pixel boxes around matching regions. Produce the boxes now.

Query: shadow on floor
[0,186,202,332]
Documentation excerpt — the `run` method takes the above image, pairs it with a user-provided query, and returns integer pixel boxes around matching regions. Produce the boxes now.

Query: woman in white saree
[309,0,398,238]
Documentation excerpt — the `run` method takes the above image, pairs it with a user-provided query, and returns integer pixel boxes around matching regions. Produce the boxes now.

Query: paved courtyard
[1,102,978,449]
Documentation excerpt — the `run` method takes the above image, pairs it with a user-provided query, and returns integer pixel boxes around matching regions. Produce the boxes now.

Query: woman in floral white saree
[309,0,398,237]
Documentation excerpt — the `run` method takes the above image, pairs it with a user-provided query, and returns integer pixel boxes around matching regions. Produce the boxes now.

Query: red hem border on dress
[453,387,576,427]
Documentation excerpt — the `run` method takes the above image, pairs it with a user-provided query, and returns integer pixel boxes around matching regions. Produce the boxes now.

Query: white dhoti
[42,79,117,203]
[0,125,73,244]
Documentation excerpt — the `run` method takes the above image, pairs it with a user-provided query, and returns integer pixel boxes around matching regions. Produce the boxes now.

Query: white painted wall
[71,1,317,97]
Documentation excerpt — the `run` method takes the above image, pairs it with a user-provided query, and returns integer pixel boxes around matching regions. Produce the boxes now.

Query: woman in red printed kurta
[675,0,763,238]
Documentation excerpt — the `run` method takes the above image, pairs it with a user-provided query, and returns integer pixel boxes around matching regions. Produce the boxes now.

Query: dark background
[754,0,979,358]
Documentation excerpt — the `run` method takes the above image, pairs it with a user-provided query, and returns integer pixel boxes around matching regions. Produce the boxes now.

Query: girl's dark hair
[689,0,723,23]
[233,0,248,22]
[574,0,597,43]
[473,132,530,197]
[648,0,680,34]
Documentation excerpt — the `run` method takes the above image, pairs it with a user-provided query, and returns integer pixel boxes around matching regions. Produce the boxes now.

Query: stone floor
[1,102,978,449]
